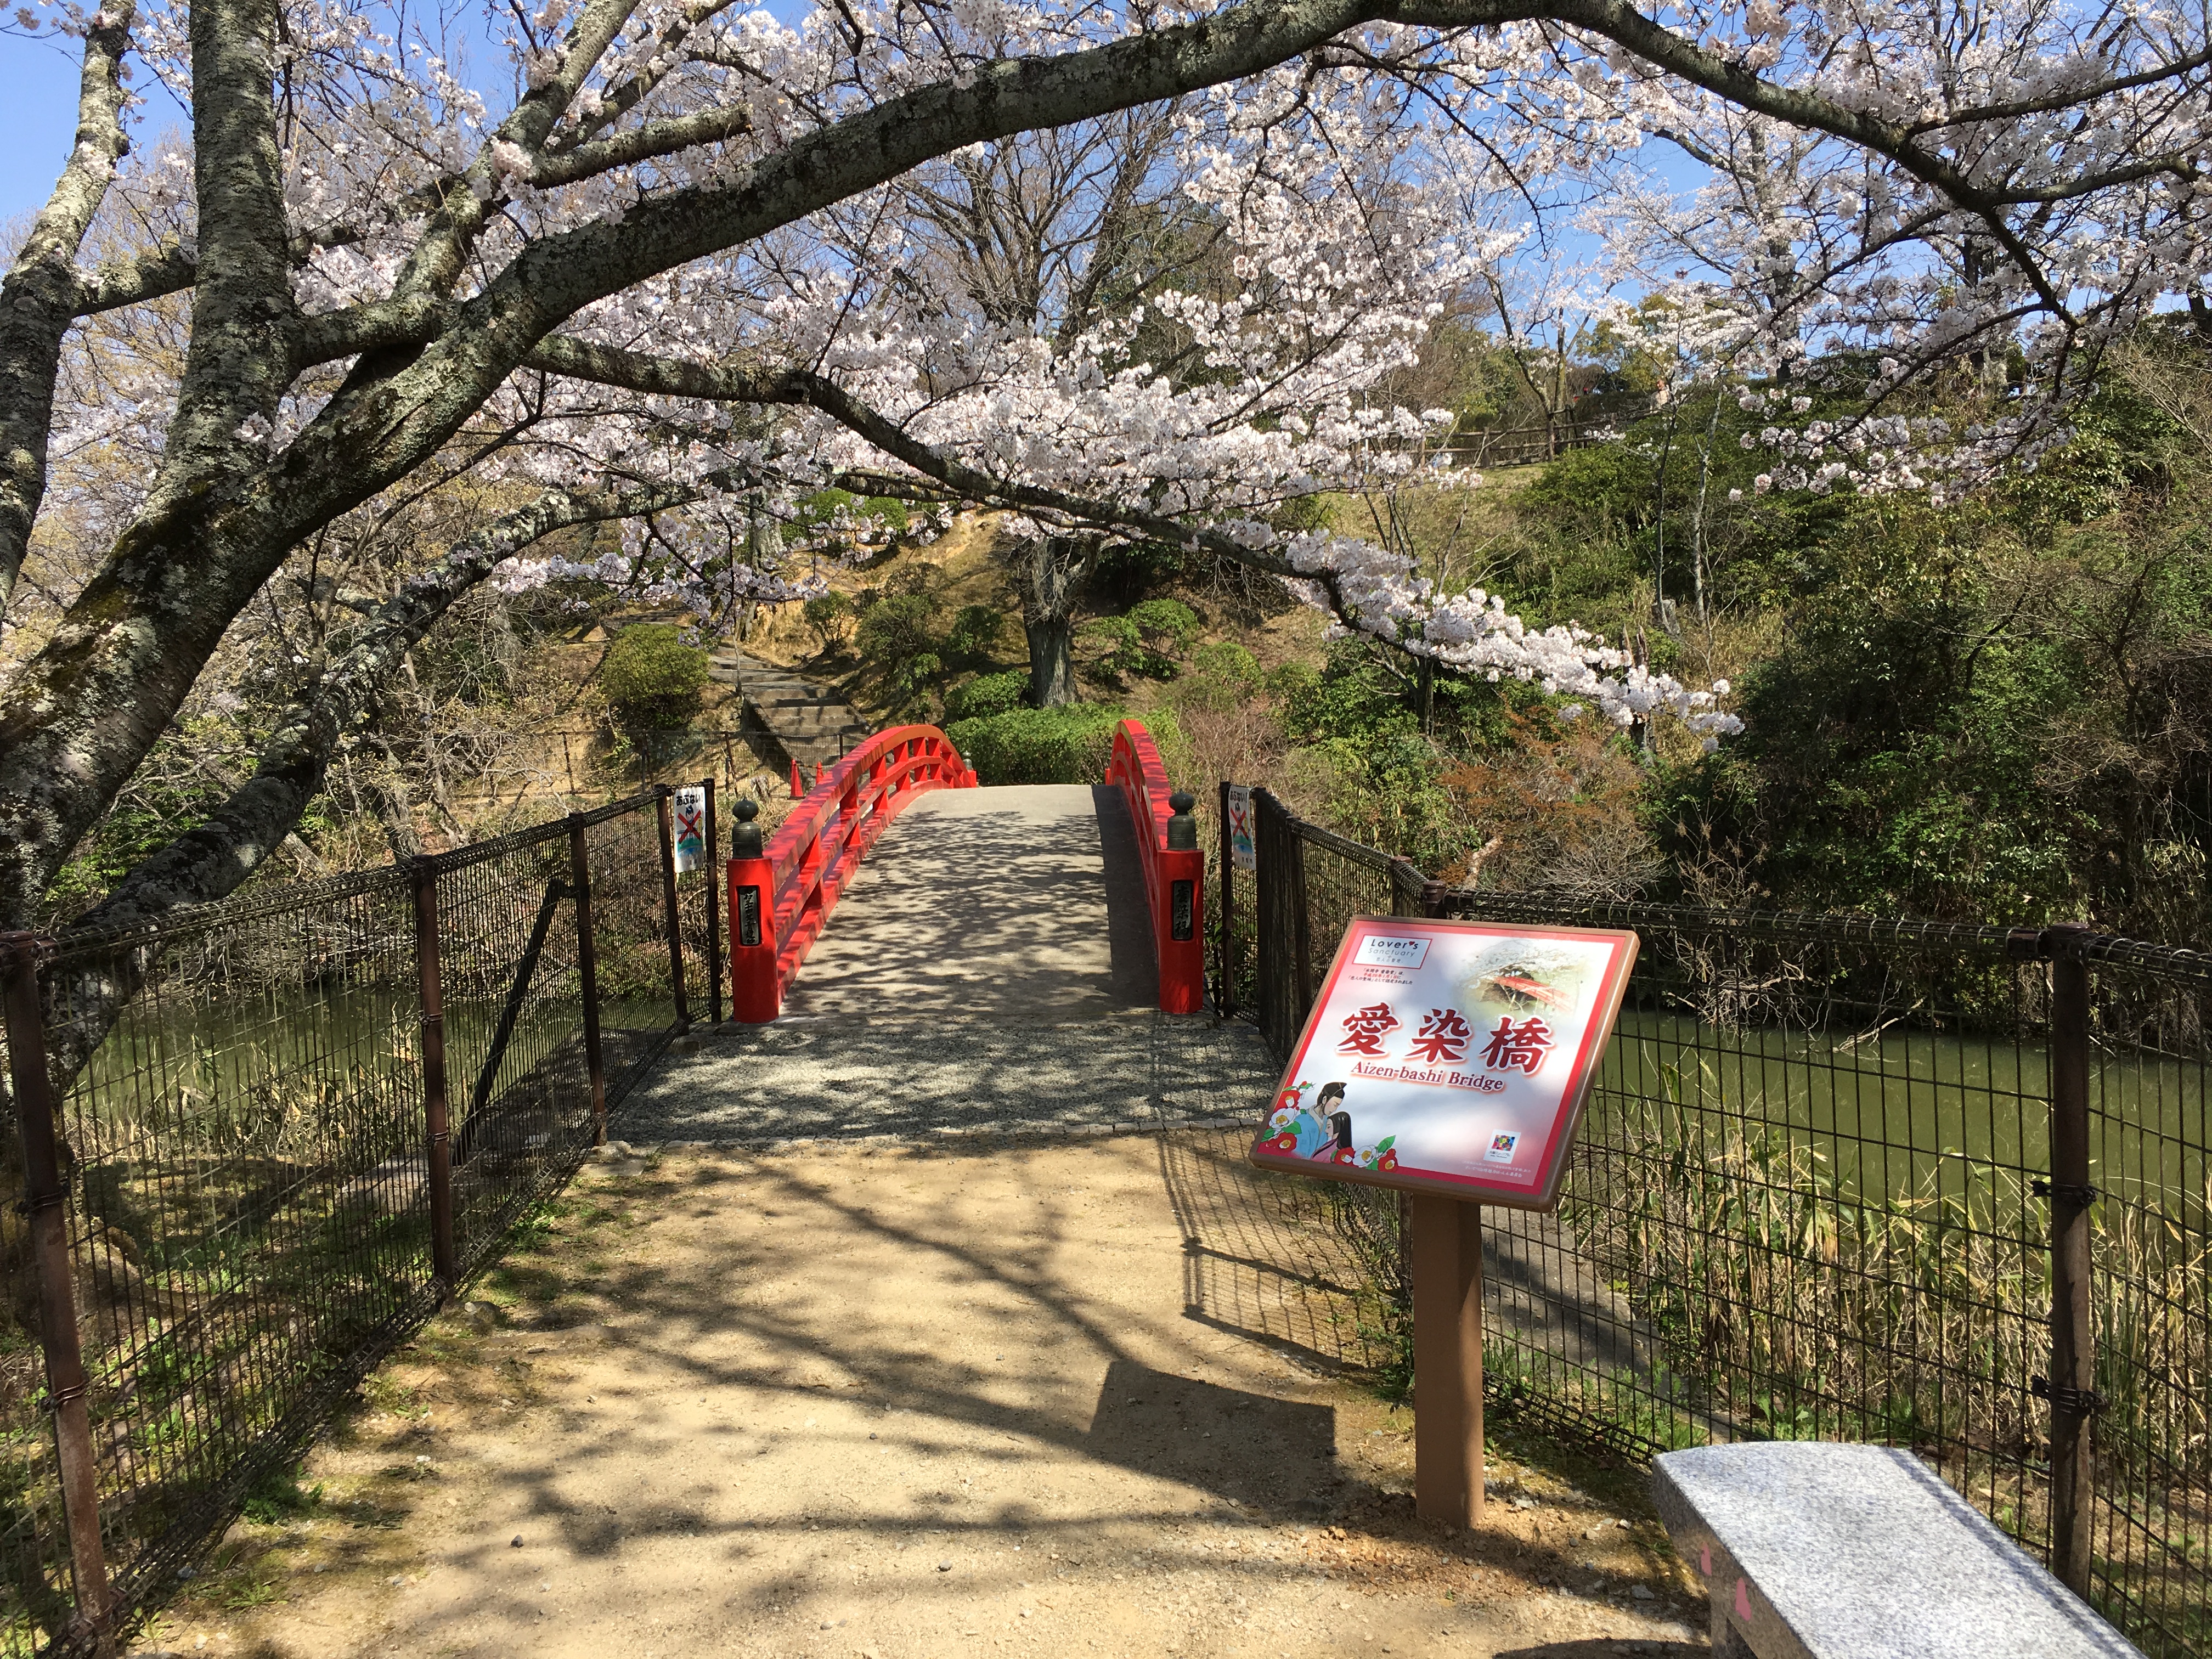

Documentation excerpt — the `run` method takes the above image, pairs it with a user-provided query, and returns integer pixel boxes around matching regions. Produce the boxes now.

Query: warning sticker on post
[1226,785,1256,873]
[672,787,708,874]
[1249,917,1638,1211]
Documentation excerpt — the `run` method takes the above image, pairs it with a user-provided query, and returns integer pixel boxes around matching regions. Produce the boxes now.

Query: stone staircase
[711,648,871,778]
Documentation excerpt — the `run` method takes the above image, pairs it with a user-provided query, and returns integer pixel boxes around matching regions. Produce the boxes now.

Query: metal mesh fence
[0,787,693,1656]
[1232,786,2211,1657]
[2073,947,2212,1649]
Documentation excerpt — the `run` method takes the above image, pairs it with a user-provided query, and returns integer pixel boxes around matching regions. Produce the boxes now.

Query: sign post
[1249,915,1639,1529]
[1410,1193,1487,1525]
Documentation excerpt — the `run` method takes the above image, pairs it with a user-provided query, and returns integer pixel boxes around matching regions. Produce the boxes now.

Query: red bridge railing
[1107,718,1205,1014]
[726,725,975,1021]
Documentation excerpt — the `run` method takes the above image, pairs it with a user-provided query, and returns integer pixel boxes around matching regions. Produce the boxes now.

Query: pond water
[1589,1011,2208,1226]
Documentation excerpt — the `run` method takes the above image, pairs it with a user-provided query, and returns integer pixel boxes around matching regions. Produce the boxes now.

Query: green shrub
[946,704,1188,787]
[1128,597,1201,654]
[803,591,855,652]
[945,603,1009,662]
[945,669,1029,721]
[856,591,939,665]
[855,590,944,714]
[1176,640,1266,712]
[1086,598,1201,682]
[947,704,1125,785]
[600,623,709,728]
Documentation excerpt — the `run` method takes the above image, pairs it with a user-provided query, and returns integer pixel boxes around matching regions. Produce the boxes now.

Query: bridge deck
[622,784,1256,1145]
[782,783,1159,1019]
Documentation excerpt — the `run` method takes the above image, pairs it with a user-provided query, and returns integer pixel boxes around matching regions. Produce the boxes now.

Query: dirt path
[132,1132,1709,1659]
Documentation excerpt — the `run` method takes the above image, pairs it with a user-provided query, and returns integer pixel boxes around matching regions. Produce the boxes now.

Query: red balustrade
[726,726,977,1021]
[1107,718,1205,1014]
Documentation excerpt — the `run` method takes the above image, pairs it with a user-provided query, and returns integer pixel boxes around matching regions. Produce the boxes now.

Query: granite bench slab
[1652,1443,2141,1658]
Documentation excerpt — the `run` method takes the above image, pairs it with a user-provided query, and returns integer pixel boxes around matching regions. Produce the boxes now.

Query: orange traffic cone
[789,759,803,798]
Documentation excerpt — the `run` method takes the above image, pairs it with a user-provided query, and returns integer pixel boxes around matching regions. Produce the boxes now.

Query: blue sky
[0,12,1690,294]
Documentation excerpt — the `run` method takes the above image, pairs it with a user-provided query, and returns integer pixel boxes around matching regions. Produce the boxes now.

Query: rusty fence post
[655,787,691,1032]
[567,815,607,1146]
[410,859,457,1289]
[702,777,724,1026]
[1,934,112,1651]
[2041,922,2098,1599]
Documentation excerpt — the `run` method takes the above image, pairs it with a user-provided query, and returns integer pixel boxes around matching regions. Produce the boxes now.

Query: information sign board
[672,786,708,874]
[1226,786,1256,872]
[1250,917,1638,1211]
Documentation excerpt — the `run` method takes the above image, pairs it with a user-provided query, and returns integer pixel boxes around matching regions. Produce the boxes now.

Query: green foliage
[802,591,855,653]
[1513,441,1659,540]
[1172,640,1266,714]
[944,603,1009,663]
[1270,493,1335,534]
[1675,507,2090,922]
[855,589,943,714]
[786,489,912,551]
[240,1459,323,1525]
[944,704,1187,786]
[856,591,938,664]
[1128,598,1200,653]
[1089,537,1188,607]
[1085,599,1199,682]
[944,669,1029,721]
[600,624,709,729]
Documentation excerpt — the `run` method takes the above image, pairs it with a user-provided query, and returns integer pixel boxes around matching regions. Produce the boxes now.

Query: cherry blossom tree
[1,0,2208,938]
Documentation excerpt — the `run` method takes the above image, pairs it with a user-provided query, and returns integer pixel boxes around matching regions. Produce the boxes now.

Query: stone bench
[1652,1443,2142,1658]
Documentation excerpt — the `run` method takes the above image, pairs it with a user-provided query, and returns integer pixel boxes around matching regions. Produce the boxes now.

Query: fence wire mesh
[0,787,693,1656]
[2073,950,2212,1650]
[1233,787,2210,1658]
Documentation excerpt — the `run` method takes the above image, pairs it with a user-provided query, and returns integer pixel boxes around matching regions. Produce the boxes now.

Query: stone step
[726,650,870,780]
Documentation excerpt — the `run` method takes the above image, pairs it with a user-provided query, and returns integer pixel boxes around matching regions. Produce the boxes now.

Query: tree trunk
[1015,533,1092,707]
[1026,613,1078,706]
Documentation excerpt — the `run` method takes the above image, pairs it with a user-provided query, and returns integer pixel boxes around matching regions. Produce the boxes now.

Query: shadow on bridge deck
[781,783,1158,1019]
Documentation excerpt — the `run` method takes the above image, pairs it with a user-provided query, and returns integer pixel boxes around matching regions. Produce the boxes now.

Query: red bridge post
[725,797,781,1022]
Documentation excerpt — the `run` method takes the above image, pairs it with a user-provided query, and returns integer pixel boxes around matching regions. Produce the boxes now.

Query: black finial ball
[733,798,760,821]
[1169,791,1196,815]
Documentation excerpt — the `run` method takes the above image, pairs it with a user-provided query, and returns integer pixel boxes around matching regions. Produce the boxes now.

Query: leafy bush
[945,603,1009,662]
[803,591,855,652]
[1175,640,1266,713]
[944,669,1029,721]
[946,703,1188,786]
[856,590,938,664]
[1128,597,1201,654]
[600,623,709,728]
[855,589,944,713]
[948,704,1122,785]
[1085,597,1200,683]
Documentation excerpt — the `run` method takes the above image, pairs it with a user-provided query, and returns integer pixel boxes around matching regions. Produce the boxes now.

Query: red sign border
[1249,916,1640,1212]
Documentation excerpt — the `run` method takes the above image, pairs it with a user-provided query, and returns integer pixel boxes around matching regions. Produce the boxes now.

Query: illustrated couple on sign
[1277,1081,1353,1158]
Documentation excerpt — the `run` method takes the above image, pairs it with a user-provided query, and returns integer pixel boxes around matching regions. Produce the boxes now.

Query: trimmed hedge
[946,704,1120,785]
[945,704,1189,787]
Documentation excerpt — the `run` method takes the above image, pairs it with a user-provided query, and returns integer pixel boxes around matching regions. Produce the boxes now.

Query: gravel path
[143,1133,1710,1659]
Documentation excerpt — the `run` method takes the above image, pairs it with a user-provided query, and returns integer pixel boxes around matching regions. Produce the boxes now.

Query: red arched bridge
[618,717,1254,1147]
[726,718,1205,1023]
